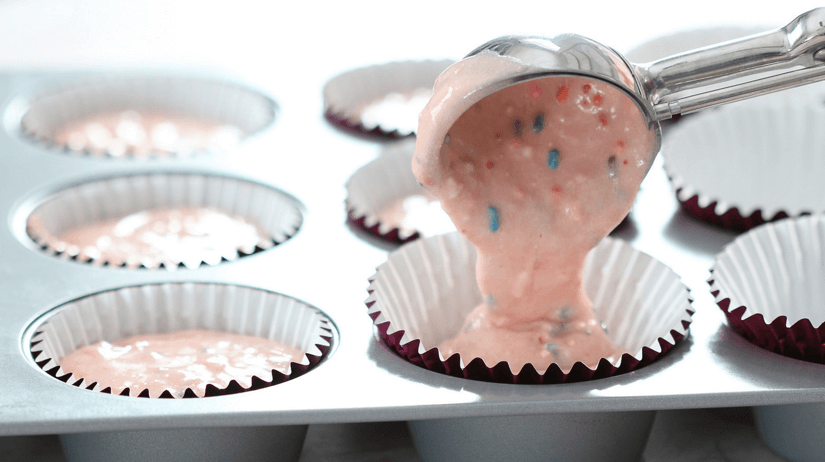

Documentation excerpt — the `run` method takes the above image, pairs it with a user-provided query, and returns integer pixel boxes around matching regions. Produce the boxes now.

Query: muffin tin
[2,70,825,462]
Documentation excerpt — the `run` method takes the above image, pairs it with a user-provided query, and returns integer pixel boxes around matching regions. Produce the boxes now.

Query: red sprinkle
[556,85,570,102]
[598,113,608,126]
[593,93,603,106]
[529,83,542,98]
[623,159,628,165]
[582,84,591,94]
[486,161,494,169]
[551,186,563,203]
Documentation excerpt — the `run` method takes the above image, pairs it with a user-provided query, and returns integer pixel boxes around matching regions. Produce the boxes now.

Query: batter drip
[413,52,656,372]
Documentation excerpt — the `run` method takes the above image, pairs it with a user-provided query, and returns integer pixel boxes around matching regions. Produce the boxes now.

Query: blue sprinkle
[488,206,500,232]
[533,113,544,133]
[544,343,559,356]
[548,149,560,169]
[607,155,617,179]
[513,119,524,136]
[486,295,495,306]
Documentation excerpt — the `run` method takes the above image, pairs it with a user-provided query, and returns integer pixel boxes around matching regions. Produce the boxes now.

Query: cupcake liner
[710,215,825,363]
[323,60,453,138]
[18,76,276,158]
[29,282,334,398]
[663,97,825,232]
[24,172,303,269]
[365,232,693,384]
[345,138,455,244]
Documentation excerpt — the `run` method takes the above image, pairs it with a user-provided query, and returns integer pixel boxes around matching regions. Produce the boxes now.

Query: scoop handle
[637,8,825,120]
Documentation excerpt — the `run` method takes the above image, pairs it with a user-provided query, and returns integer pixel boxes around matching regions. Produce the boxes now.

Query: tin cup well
[18,75,276,158]
[366,233,692,461]
[710,215,825,462]
[23,172,303,269]
[27,282,334,462]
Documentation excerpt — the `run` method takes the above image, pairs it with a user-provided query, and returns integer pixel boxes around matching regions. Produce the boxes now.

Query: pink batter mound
[54,110,242,156]
[413,52,656,372]
[59,330,303,397]
[31,206,268,268]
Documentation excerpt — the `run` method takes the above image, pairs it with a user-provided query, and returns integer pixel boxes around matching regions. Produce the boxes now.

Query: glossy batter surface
[35,206,267,268]
[54,110,242,156]
[59,329,304,396]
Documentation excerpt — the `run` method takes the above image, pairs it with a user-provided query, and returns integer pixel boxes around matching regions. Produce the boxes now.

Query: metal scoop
[466,8,825,149]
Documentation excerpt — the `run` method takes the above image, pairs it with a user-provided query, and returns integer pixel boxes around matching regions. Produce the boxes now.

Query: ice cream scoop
[463,7,825,157]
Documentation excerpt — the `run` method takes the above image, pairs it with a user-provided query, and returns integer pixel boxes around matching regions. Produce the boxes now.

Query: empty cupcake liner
[28,282,334,398]
[323,60,453,138]
[663,97,825,232]
[24,172,303,269]
[18,76,276,158]
[710,215,825,363]
[365,232,693,384]
[345,138,455,244]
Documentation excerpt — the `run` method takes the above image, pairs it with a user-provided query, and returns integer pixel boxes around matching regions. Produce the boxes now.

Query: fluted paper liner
[663,95,825,231]
[366,233,693,384]
[711,215,825,363]
[19,76,276,158]
[323,60,453,138]
[29,282,333,398]
[345,138,455,244]
[24,172,303,269]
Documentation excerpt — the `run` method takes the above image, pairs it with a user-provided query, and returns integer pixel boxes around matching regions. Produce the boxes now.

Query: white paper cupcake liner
[345,138,455,244]
[663,97,825,231]
[323,60,453,138]
[366,233,693,384]
[710,215,825,362]
[24,172,303,269]
[29,282,334,398]
[18,76,276,158]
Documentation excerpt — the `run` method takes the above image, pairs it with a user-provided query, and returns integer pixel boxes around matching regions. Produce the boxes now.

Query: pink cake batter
[53,110,242,156]
[413,52,656,372]
[58,330,303,397]
[31,206,268,268]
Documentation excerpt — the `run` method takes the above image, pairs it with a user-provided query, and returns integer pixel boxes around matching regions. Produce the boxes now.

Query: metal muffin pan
[1,71,825,461]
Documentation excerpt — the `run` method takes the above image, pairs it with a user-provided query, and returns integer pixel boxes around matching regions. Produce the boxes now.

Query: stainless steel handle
[637,8,825,120]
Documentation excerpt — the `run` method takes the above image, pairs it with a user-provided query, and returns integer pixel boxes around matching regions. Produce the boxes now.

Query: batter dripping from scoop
[412,52,657,372]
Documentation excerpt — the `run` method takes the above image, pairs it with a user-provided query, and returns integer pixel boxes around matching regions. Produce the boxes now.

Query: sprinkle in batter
[548,149,560,169]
